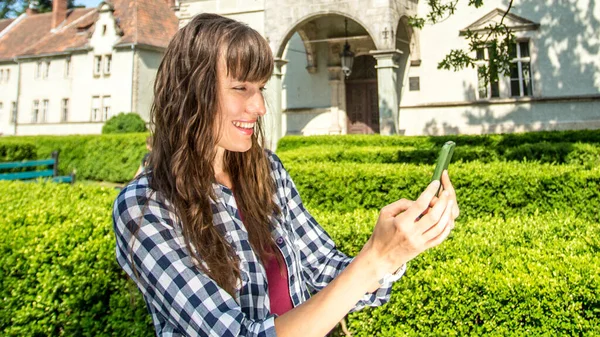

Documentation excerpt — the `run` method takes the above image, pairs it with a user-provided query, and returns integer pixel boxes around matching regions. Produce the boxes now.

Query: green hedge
[102,113,148,134]
[0,143,37,162]
[1,129,599,184]
[277,129,600,151]
[0,181,153,336]
[285,161,600,222]
[1,182,598,335]
[0,133,148,183]
[315,209,600,336]
[278,142,600,166]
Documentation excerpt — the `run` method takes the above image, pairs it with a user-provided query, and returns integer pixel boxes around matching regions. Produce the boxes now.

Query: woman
[113,13,459,337]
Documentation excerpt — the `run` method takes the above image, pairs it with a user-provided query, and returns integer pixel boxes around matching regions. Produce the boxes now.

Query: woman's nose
[247,91,266,116]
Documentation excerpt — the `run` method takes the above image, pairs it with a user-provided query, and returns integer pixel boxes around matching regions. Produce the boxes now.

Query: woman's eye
[234,87,246,91]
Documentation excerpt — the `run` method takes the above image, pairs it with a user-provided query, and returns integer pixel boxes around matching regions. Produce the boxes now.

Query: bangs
[224,26,274,83]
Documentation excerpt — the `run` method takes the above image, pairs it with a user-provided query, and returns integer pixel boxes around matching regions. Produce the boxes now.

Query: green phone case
[432,141,456,196]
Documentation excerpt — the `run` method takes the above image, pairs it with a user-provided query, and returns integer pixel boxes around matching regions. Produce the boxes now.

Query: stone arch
[273,11,379,59]
[295,24,318,73]
[396,16,420,65]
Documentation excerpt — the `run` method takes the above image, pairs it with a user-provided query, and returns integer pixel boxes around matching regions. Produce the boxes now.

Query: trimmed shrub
[102,113,148,134]
[278,141,600,166]
[284,161,600,222]
[0,181,153,336]
[0,133,148,182]
[277,129,600,151]
[0,142,37,162]
[310,209,600,336]
[1,182,598,336]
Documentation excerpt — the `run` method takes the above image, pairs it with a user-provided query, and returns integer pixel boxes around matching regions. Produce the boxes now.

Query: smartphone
[431,141,456,196]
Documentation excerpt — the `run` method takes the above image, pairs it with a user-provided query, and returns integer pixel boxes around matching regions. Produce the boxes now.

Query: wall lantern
[340,18,355,77]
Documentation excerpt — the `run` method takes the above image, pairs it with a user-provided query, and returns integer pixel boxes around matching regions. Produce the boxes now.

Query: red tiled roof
[0,0,178,62]
[112,0,179,48]
[0,18,15,33]
[19,8,97,57]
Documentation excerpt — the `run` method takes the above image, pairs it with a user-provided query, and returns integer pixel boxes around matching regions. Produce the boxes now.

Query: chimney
[26,3,38,16]
[52,0,68,30]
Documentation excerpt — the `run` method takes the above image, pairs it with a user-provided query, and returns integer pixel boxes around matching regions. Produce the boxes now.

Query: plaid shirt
[113,152,400,337]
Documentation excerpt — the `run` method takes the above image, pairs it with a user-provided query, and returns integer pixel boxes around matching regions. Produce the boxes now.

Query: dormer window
[102,25,107,35]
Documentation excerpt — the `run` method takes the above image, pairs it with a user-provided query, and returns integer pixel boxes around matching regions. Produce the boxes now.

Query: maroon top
[235,197,294,316]
[264,246,294,316]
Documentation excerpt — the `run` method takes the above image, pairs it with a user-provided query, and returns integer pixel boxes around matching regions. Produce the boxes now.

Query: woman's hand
[363,171,459,277]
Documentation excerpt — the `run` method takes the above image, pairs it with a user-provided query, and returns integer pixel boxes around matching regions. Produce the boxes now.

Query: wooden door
[346,80,379,134]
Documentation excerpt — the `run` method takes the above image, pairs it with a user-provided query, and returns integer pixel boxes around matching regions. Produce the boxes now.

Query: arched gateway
[261,0,419,144]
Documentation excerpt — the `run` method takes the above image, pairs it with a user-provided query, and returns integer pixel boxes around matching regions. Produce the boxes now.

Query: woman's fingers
[418,190,450,233]
[422,199,453,243]
[403,180,441,221]
[380,198,414,218]
[441,170,460,219]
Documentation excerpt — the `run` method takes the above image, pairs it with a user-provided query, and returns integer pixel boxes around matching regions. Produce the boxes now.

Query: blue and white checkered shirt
[112,152,399,337]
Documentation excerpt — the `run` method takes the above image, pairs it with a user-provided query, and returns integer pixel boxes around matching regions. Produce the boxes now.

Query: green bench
[0,151,75,184]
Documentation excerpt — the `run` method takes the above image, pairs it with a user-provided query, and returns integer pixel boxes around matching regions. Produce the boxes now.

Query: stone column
[265,57,288,151]
[370,49,402,135]
[328,66,344,134]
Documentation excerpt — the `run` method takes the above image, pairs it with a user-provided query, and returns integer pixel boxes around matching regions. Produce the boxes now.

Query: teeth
[233,121,255,129]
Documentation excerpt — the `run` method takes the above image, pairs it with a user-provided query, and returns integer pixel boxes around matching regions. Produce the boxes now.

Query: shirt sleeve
[269,152,398,312]
[112,182,277,337]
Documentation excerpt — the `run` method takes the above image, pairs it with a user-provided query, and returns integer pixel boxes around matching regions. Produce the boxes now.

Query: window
[104,55,112,75]
[61,99,69,122]
[65,58,71,77]
[0,102,3,120]
[102,96,111,120]
[5,69,9,82]
[475,40,534,99]
[43,61,50,79]
[35,62,42,79]
[94,56,102,76]
[11,102,17,123]
[102,25,107,35]
[509,41,533,97]
[0,69,3,82]
[42,99,49,123]
[91,96,100,121]
[475,47,500,99]
[32,100,39,123]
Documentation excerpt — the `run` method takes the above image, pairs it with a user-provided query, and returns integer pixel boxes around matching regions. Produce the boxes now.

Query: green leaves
[0,182,154,336]
[102,113,148,134]
[0,133,150,183]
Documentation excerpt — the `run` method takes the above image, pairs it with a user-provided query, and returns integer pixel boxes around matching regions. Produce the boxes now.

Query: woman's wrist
[355,239,394,283]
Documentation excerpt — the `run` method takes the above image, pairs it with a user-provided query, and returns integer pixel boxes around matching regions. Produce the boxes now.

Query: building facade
[0,0,178,136]
[1,0,598,141]
[175,0,600,143]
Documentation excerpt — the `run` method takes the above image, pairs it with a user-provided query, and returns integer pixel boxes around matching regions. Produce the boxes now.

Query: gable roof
[0,18,16,34]
[0,0,178,62]
[460,8,540,36]
[112,0,179,48]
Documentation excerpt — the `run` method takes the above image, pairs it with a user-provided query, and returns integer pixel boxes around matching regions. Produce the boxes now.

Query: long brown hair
[147,13,279,296]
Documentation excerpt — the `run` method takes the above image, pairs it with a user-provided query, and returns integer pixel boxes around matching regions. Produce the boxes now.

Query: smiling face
[215,57,268,153]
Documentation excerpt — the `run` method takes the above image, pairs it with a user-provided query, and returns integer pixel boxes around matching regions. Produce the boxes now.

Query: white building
[176,0,600,140]
[0,0,178,136]
[1,0,598,140]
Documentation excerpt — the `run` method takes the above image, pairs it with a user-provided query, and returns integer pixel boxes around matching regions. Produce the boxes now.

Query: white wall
[0,63,19,136]
[178,0,265,34]
[400,99,600,136]
[136,49,164,121]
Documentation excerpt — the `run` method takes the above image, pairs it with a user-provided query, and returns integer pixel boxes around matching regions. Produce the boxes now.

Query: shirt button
[276,237,284,245]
